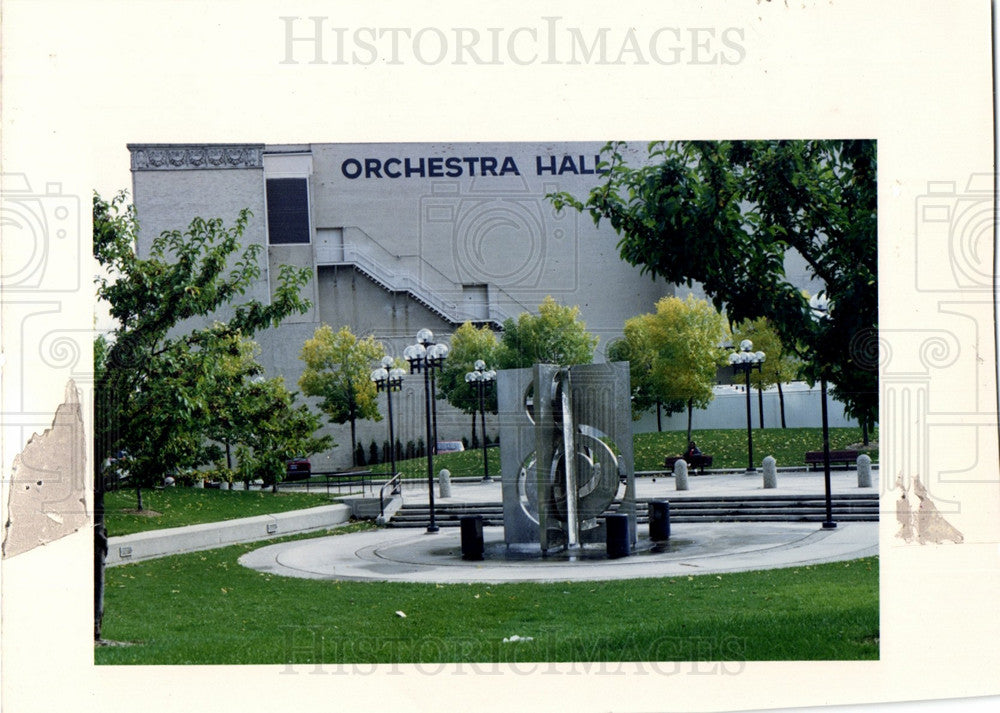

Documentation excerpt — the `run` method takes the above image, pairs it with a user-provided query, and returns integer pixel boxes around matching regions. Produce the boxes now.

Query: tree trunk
[686,398,693,445]
[777,381,787,428]
[350,417,357,467]
[862,418,870,446]
[135,484,143,512]
[94,478,108,641]
[656,402,662,432]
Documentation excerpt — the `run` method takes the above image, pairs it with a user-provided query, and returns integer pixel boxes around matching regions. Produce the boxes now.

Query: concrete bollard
[857,454,872,487]
[674,459,689,491]
[439,468,452,498]
[762,456,778,489]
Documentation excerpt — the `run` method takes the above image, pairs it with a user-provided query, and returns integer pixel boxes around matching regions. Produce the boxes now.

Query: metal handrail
[379,472,402,519]
[318,226,527,327]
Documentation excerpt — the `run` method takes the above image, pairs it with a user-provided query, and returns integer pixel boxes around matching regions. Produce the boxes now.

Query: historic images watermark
[278,628,748,676]
[279,16,747,66]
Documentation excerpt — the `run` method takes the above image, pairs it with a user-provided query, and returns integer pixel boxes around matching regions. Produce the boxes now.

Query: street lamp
[465,359,497,482]
[370,356,405,490]
[403,328,449,534]
[729,339,765,473]
[809,294,837,530]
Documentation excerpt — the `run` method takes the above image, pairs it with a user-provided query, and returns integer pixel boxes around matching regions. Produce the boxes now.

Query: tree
[435,322,500,445]
[93,191,313,640]
[199,333,332,489]
[299,325,386,466]
[550,140,877,435]
[731,316,803,429]
[497,296,598,369]
[613,295,729,443]
[606,317,684,430]
[232,375,330,492]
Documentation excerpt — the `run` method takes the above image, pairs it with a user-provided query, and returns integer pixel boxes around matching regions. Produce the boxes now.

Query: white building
[128,141,855,469]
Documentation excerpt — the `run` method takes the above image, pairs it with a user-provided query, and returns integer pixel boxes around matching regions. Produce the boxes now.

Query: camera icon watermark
[0,173,81,292]
[420,180,579,296]
[914,174,994,292]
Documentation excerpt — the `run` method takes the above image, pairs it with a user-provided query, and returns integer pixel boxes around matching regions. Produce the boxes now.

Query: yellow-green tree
[299,325,386,466]
[497,296,598,368]
[732,316,802,428]
[620,295,729,442]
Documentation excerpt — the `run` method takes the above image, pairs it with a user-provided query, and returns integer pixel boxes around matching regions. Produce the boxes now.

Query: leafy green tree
[731,316,803,429]
[93,190,313,640]
[614,295,729,442]
[550,140,877,435]
[299,325,386,466]
[199,333,332,489]
[497,296,598,368]
[436,322,500,444]
[233,374,330,492]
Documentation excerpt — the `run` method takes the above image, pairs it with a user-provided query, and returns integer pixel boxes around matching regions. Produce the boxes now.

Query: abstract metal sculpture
[498,362,636,553]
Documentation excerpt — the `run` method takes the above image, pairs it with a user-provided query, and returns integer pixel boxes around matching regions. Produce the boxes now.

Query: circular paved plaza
[239,520,878,584]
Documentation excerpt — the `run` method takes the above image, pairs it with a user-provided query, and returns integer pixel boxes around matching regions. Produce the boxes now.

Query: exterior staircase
[385,493,880,529]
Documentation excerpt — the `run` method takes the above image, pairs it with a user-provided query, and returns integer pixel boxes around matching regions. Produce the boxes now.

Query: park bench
[664,454,713,474]
[804,449,860,470]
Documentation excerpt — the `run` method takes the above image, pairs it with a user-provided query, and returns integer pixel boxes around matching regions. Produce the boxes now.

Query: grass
[103,488,340,537]
[96,528,878,664]
[632,426,878,471]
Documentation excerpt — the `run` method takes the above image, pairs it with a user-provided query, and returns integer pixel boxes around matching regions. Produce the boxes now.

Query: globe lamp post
[465,360,497,483]
[403,329,448,533]
[728,340,765,473]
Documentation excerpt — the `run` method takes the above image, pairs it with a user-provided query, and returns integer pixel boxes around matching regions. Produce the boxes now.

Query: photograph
[1,2,996,712]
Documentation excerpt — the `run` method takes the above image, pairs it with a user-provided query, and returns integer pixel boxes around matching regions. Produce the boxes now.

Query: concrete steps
[385,494,880,528]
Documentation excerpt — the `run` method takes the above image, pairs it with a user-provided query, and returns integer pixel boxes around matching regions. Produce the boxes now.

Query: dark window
[266,178,310,244]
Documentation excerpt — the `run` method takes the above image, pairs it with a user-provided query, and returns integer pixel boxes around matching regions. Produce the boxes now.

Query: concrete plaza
[238,468,881,583]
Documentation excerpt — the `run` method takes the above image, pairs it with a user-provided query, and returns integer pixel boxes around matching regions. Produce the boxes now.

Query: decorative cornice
[128,144,265,171]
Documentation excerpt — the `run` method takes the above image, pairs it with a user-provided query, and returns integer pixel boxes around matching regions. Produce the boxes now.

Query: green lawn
[103,488,340,537]
[97,528,878,664]
[633,426,878,471]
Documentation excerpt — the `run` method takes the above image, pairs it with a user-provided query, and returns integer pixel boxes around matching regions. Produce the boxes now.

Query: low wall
[633,383,866,433]
[106,504,352,565]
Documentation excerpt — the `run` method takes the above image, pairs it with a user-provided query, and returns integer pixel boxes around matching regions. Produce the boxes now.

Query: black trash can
[648,500,671,542]
[460,515,484,561]
[605,514,630,559]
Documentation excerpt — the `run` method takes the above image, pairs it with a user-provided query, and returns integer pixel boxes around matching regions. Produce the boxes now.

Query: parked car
[285,456,312,481]
[436,441,465,454]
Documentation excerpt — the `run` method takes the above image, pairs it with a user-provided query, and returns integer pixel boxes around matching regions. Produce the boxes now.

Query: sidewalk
[394,466,882,506]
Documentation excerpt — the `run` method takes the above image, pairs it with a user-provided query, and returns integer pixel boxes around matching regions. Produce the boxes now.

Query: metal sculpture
[498,362,635,553]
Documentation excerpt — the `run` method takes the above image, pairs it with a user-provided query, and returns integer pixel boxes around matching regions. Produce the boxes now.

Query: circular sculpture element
[516,425,621,529]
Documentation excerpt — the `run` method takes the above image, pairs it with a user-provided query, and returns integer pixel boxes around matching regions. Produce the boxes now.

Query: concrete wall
[632,382,863,433]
